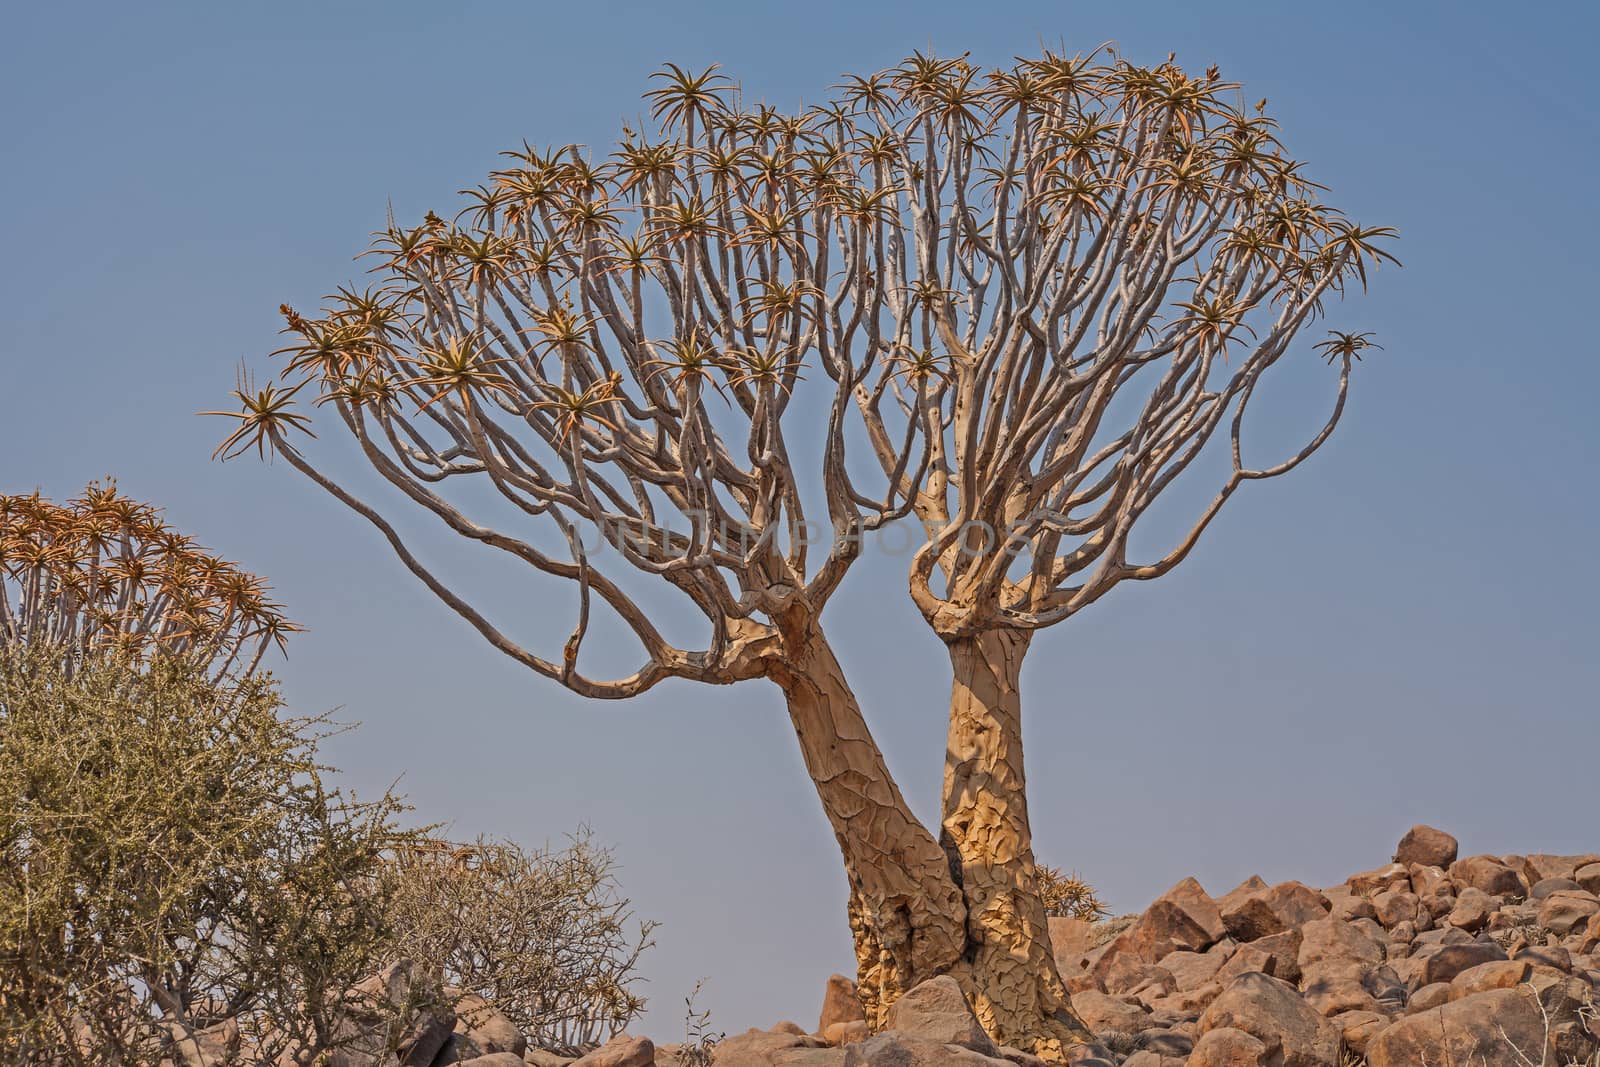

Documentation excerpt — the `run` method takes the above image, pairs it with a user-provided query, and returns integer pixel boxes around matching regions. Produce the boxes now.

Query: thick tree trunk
[942,627,1091,1060]
[768,618,966,1027]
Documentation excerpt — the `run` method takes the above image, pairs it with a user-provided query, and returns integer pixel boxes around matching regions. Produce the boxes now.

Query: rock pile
[188,826,1599,1067]
[1048,825,1600,1066]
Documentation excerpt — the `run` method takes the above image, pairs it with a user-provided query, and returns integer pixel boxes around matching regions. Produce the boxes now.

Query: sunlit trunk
[942,627,1090,1060]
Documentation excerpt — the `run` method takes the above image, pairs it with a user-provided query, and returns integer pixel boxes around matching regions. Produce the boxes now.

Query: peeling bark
[942,628,1091,1060]
[769,619,966,1026]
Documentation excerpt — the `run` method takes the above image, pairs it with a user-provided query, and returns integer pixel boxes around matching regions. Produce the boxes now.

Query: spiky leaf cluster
[215,46,1393,686]
[0,484,296,678]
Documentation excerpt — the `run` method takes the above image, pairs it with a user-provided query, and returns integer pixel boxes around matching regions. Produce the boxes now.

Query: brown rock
[1220,882,1330,944]
[1331,1011,1389,1057]
[1069,989,1152,1035]
[1215,933,1301,988]
[1394,826,1458,869]
[841,1033,1009,1066]
[1198,973,1340,1067]
[1512,943,1573,972]
[452,992,527,1057]
[1444,886,1495,932]
[818,975,866,1032]
[1421,942,1509,985]
[1368,987,1598,1067]
[1216,876,1270,913]
[993,1045,1048,1067]
[1136,1029,1194,1057]
[570,1034,654,1067]
[1371,890,1425,931]
[1297,918,1384,974]
[1447,856,1525,898]
[1158,877,1228,945]
[1575,862,1600,895]
[463,1056,528,1067]
[1530,876,1581,899]
[822,1022,869,1048]
[1406,982,1450,1014]
[1346,864,1411,897]
[1537,890,1600,935]
[1187,1027,1273,1067]
[882,977,997,1056]
[1091,879,1228,987]
[1447,959,1530,1000]
[1407,865,1452,896]
[1328,892,1377,923]
[523,1050,576,1067]
[713,1029,828,1067]
[771,1022,809,1037]
[1157,941,1236,992]
[1522,853,1600,886]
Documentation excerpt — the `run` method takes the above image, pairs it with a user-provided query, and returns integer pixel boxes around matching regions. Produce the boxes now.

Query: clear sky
[4,0,1597,1037]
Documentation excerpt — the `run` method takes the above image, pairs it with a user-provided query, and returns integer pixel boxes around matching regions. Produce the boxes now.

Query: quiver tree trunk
[941,628,1091,1058]
[768,619,965,1027]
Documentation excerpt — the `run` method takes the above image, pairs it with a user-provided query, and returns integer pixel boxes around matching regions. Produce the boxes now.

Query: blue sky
[4,0,1597,1035]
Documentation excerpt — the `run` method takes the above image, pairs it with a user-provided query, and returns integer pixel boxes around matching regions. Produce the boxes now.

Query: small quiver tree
[0,482,297,679]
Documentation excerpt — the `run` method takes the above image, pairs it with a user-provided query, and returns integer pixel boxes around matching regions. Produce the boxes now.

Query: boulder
[1135,1029,1194,1057]
[1405,982,1450,1014]
[882,977,997,1056]
[817,975,866,1032]
[1530,876,1581,900]
[1446,959,1530,1000]
[569,1034,654,1067]
[1197,973,1340,1067]
[1330,1011,1389,1058]
[1068,989,1152,1036]
[1394,826,1458,869]
[1367,986,1598,1067]
[451,992,527,1057]
[1537,890,1600,935]
[1371,890,1425,931]
[1297,918,1384,974]
[1346,864,1411,897]
[1447,856,1525,898]
[1522,854,1600,886]
[522,1052,575,1067]
[1157,941,1235,992]
[1187,1027,1273,1067]
[1512,944,1573,972]
[1576,862,1600,895]
[1214,934,1301,988]
[1219,883,1329,943]
[1444,886,1495,931]
[1328,893,1377,924]
[1089,879,1227,987]
[842,1033,1011,1066]
[462,1057,528,1067]
[822,1022,869,1048]
[1420,941,1509,985]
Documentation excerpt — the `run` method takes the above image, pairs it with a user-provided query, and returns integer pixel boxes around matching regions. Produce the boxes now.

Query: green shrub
[0,648,414,1066]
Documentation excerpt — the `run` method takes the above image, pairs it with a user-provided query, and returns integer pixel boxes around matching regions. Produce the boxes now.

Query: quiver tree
[0,483,296,678]
[838,49,1396,1050]
[217,46,1392,1061]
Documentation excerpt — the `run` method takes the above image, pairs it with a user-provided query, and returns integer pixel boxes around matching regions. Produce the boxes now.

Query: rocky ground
[303,825,1600,1067]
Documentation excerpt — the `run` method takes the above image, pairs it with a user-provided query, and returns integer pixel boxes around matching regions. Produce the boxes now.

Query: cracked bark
[769,619,966,1027]
[942,627,1091,1060]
